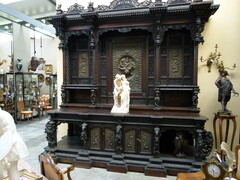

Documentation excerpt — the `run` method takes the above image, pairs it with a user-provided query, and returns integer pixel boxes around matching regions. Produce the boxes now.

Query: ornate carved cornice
[167,0,189,4]
[96,0,155,11]
[97,26,154,41]
[54,0,218,18]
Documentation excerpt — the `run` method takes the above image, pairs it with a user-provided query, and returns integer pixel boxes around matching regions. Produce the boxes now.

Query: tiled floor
[16,116,177,180]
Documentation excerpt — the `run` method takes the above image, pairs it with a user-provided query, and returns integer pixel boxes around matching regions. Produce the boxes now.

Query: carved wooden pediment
[96,0,155,11]
[66,3,85,14]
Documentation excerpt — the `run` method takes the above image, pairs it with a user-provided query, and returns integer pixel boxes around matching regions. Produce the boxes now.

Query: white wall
[13,22,31,72]
[31,35,59,95]
[0,34,12,73]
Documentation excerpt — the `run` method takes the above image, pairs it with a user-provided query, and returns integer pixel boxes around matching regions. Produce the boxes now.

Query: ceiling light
[41,19,46,24]
[0,0,23,4]
[4,25,9,30]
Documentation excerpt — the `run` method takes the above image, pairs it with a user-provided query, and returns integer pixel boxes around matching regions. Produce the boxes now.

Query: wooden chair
[235,145,240,179]
[39,94,53,116]
[17,100,33,122]
[39,153,75,180]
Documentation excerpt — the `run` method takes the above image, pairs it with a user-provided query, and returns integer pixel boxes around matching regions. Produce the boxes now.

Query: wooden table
[177,171,205,180]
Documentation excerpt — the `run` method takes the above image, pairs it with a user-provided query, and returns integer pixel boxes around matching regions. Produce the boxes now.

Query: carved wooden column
[154,16,161,85]
[90,25,98,85]
[45,120,58,148]
[193,17,204,86]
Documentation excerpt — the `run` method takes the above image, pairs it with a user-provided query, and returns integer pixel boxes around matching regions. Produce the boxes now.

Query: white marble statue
[111,74,130,114]
[220,142,235,172]
[0,108,28,180]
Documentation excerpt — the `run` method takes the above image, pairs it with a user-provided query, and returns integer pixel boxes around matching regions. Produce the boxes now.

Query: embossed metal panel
[90,127,101,149]
[124,129,136,152]
[104,128,115,150]
[78,52,89,78]
[169,48,182,78]
[140,130,152,153]
[112,42,142,92]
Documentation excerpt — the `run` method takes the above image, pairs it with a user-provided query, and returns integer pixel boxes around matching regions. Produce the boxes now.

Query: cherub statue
[215,70,239,113]
[0,108,28,179]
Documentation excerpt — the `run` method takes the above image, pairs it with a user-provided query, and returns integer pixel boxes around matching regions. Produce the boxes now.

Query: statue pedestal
[213,113,237,151]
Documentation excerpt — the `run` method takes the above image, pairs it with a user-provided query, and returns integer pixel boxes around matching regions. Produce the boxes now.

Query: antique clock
[201,158,228,180]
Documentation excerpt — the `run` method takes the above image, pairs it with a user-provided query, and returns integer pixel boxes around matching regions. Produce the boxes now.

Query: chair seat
[21,110,33,114]
[45,106,53,110]
[17,100,33,122]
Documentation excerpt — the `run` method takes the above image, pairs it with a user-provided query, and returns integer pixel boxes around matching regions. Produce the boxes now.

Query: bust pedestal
[213,112,237,151]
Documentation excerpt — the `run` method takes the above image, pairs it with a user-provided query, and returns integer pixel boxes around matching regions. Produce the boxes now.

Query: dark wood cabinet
[45,0,219,177]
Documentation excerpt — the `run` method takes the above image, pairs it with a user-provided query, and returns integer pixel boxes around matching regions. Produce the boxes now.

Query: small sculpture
[174,132,186,158]
[215,70,238,113]
[0,108,28,179]
[16,59,22,72]
[111,74,131,114]
[28,56,39,72]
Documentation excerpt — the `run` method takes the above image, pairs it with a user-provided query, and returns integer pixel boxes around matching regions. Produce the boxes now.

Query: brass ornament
[38,74,45,82]
[45,77,52,86]
[200,44,236,73]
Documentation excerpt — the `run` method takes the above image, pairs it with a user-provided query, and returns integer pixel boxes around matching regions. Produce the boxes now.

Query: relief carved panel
[104,128,115,150]
[113,42,142,92]
[169,48,182,78]
[124,130,136,152]
[78,52,89,78]
[140,130,151,153]
[90,127,100,149]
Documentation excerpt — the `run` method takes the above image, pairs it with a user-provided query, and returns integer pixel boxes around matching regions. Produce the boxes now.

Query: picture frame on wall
[45,64,53,74]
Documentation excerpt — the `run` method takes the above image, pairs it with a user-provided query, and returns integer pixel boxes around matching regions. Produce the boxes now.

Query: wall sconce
[200,44,236,72]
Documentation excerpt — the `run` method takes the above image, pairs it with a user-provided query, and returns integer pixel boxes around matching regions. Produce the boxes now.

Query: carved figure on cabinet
[153,127,160,157]
[215,70,239,113]
[111,74,131,114]
[174,132,186,158]
[115,124,122,153]
[0,108,28,180]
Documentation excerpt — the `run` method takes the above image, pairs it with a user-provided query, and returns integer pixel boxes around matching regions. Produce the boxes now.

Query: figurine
[111,74,131,114]
[28,56,39,72]
[0,108,28,180]
[215,70,238,113]
[174,132,186,158]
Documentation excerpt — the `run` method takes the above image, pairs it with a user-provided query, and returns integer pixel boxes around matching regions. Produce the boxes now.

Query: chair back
[17,100,25,112]
[235,145,240,179]
[40,154,64,180]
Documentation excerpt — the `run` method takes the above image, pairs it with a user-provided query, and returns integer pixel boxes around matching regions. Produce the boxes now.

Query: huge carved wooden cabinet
[46,0,219,177]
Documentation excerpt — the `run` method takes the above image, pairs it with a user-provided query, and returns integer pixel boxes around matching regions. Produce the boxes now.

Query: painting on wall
[45,64,53,74]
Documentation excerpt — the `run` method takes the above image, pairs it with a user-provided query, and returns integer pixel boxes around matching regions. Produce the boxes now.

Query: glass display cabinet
[0,74,6,109]
[6,72,39,113]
